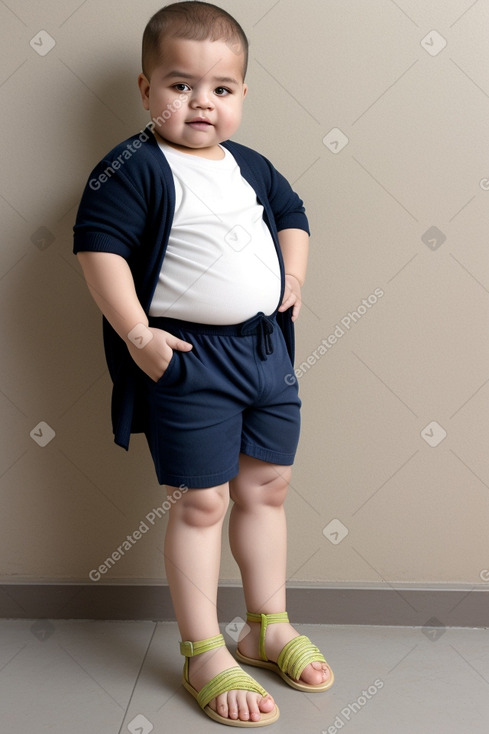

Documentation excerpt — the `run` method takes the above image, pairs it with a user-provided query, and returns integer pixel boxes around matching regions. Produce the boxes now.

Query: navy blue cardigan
[73,127,310,449]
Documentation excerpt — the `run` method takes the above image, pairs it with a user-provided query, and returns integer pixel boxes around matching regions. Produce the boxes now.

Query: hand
[127,327,193,381]
[278,274,302,322]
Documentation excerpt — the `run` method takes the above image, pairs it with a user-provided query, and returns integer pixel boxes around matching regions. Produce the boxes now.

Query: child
[74,1,333,726]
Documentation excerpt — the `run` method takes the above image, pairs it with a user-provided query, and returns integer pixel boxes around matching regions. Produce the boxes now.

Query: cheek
[222,103,242,129]
[153,92,188,117]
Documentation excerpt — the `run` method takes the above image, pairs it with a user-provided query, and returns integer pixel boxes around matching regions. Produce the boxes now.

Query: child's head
[142,1,248,81]
[138,2,249,159]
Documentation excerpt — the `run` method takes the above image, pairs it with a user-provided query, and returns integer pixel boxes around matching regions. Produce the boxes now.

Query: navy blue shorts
[143,312,301,489]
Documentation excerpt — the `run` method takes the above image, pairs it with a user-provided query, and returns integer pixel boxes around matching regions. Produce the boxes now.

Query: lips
[186,118,213,129]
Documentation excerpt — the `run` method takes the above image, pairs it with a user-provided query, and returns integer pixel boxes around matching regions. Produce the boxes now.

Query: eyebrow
[165,70,239,85]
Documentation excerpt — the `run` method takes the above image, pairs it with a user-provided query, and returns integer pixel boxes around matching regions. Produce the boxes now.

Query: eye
[173,83,190,92]
[215,87,231,96]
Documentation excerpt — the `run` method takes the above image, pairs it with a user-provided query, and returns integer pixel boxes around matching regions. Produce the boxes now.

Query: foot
[238,619,332,687]
[188,644,276,723]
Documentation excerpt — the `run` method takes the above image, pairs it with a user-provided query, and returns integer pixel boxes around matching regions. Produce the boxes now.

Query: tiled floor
[1,619,488,733]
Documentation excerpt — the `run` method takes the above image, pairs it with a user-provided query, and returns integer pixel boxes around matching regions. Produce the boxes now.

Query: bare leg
[164,483,275,722]
[229,455,332,686]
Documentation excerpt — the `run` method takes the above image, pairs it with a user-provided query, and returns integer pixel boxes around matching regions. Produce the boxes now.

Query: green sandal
[235,612,334,692]
[180,633,280,727]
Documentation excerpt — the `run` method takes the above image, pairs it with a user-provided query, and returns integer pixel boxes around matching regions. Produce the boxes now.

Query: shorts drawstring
[149,311,276,361]
[240,312,275,360]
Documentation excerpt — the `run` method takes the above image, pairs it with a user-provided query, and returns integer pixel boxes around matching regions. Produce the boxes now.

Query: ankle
[188,644,232,673]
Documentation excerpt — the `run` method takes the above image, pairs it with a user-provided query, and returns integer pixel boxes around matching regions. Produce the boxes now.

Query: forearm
[278,228,309,286]
[76,251,147,344]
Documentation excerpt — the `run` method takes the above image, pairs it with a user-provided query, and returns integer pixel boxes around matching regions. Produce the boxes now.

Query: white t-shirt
[148,142,281,324]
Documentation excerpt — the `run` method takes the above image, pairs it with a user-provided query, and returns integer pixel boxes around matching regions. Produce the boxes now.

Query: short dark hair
[142,1,249,79]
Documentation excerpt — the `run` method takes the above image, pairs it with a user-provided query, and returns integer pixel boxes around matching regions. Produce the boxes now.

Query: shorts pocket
[151,350,179,388]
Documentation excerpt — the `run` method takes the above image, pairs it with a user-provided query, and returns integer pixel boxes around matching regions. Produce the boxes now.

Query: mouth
[186,118,213,129]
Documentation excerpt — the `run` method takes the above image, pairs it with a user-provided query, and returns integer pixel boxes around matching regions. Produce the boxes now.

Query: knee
[231,467,291,509]
[259,471,290,508]
[170,485,229,528]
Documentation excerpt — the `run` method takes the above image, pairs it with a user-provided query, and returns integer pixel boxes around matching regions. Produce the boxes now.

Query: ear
[137,73,150,110]
[242,83,248,99]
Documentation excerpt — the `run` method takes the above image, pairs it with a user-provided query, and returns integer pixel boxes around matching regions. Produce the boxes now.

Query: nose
[189,85,214,110]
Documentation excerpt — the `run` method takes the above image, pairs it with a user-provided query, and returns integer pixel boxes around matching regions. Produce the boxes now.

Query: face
[138,37,247,159]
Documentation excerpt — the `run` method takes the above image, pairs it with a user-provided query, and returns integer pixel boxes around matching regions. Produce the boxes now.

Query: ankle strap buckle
[180,633,225,658]
[180,640,195,657]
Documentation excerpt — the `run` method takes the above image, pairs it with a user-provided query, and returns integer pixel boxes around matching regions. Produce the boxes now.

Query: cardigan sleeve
[73,157,149,260]
[222,141,310,236]
[262,158,310,235]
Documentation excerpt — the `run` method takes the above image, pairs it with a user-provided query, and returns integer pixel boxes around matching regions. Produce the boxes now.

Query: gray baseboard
[0,584,487,627]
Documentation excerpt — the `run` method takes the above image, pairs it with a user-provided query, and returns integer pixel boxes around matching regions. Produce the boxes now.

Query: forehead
[156,36,245,81]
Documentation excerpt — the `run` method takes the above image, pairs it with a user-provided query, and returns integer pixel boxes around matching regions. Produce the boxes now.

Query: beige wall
[1,0,488,589]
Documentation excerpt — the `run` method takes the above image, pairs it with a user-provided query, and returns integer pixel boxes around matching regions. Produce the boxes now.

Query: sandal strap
[277,635,327,681]
[180,633,225,658]
[197,666,268,710]
[246,612,289,661]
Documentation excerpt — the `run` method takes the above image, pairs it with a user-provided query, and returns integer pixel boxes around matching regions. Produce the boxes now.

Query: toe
[227,690,239,720]
[236,691,250,722]
[247,692,262,722]
[213,692,230,720]
[300,661,332,686]
[312,661,331,678]
[321,663,333,682]
[259,693,276,713]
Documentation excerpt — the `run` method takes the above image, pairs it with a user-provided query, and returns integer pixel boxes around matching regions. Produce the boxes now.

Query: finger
[168,336,193,352]
[278,293,294,312]
[291,300,302,321]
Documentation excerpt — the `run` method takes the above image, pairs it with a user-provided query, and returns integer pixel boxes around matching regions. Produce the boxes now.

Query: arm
[77,251,192,381]
[277,228,309,322]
